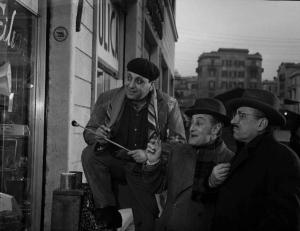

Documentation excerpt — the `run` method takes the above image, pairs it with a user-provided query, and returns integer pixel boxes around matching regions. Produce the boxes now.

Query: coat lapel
[107,88,126,127]
[229,134,266,175]
[229,147,249,175]
[173,146,197,197]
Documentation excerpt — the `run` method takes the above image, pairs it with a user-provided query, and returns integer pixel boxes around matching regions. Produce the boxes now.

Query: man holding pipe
[81,58,186,230]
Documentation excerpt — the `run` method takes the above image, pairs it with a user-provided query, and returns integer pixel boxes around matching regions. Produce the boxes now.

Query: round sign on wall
[53,26,68,42]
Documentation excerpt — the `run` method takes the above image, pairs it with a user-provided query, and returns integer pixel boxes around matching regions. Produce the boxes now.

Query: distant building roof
[218,48,249,53]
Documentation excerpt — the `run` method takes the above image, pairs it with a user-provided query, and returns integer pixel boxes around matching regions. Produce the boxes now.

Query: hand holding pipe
[71,120,131,152]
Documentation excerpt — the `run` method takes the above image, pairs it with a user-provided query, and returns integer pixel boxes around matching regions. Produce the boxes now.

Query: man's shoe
[94,206,122,229]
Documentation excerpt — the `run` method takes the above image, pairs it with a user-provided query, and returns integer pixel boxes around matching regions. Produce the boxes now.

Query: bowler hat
[227,88,286,126]
[185,98,230,125]
[127,58,160,82]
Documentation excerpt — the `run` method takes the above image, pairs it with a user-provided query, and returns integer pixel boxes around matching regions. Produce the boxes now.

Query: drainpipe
[122,11,127,85]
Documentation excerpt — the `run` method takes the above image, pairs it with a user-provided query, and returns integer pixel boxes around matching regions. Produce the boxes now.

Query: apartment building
[196,48,263,98]
[262,77,278,97]
[174,75,198,107]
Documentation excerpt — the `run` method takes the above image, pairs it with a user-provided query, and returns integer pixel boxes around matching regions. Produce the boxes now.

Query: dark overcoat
[211,133,300,231]
[150,142,234,231]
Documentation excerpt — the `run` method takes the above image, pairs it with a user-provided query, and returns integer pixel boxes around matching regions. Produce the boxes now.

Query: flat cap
[127,58,160,82]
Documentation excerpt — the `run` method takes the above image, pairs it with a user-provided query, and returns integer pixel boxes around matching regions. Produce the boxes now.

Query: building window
[209,81,215,89]
[192,83,198,89]
[238,82,244,88]
[209,69,217,77]
[233,71,237,78]
[249,83,258,89]
[238,71,245,78]
[249,71,257,79]
[222,71,227,77]
[221,81,227,89]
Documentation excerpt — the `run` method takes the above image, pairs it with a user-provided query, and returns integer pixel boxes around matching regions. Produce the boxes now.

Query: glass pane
[0,1,36,230]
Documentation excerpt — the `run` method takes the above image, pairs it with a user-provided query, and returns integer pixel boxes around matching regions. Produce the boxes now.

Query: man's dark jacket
[211,133,300,231]
[144,141,234,231]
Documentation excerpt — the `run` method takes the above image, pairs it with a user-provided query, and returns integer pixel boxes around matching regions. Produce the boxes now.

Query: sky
[174,0,300,80]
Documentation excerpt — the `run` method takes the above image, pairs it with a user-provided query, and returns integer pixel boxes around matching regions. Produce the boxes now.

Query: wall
[45,0,93,229]
[70,0,93,171]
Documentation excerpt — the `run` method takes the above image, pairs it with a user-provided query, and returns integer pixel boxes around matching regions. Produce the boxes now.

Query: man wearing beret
[81,58,186,230]
[209,89,300,231]
[143,98,234,231]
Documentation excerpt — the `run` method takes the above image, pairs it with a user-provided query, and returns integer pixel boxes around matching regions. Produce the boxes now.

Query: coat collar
[229,132,272,175]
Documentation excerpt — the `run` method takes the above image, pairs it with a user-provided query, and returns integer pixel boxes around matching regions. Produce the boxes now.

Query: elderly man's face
[188,114,217,146]
[231,106,265,143]
[125,71,152,100]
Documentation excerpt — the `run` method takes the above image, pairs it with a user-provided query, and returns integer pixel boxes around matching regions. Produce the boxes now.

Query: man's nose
[128,80,135,88]
[189,123,195,132]
[231,115,238,124]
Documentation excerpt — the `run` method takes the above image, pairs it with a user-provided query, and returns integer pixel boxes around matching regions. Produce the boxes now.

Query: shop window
[0,2,37,230]
[96,68,111,97]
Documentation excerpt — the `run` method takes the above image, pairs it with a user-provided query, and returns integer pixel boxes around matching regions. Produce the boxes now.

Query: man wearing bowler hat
[144,98,234,231]
[210,89,300,231]
[81,58,186,230]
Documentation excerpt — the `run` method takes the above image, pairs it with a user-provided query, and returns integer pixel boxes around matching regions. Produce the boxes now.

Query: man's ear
[212,123,222,135]
[149,82,154,91]
[257,118,268,131]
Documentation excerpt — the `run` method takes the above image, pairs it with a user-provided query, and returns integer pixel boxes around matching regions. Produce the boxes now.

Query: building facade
[277,62,300,113]
[196,48,263,98]
[289,71,300,112]
[262,77,278,97]
[0,0,178,230]
[174,75,198,107]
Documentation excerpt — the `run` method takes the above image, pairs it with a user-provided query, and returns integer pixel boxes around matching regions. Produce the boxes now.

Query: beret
[127,58,160,82]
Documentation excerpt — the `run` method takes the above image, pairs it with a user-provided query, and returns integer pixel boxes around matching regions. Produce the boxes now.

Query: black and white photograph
[0,0,299,230]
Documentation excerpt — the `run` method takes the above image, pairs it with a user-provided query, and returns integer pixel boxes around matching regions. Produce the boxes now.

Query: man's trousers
[81,145,158,231]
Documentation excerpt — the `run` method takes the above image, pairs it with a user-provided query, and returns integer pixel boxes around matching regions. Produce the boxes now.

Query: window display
[0,0,36,230]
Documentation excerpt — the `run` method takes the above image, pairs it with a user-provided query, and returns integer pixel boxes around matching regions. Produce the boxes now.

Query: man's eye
[193,121,201,126]
[127,75,132,81]
[240,113,246,119]
[136,79,144,84]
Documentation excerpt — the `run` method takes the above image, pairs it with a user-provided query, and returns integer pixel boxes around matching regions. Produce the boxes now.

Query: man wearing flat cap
[81,58,186,230]
[209,89,300,231]
[143,98,234,231]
